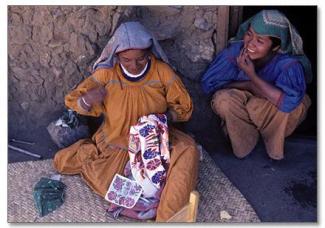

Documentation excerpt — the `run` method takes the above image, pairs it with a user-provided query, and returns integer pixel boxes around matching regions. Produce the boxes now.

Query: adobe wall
[8,6,226,140]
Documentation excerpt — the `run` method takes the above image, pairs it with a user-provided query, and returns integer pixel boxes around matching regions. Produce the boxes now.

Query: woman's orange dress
[53,56,199,221]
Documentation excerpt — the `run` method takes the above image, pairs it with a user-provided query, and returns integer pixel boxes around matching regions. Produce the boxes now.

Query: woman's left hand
[237,48,256,78]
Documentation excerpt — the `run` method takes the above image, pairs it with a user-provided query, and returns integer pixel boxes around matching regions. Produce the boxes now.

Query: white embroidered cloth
[128,114,170,198]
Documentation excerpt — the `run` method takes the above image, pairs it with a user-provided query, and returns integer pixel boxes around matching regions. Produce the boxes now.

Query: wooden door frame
[215,6,243,53]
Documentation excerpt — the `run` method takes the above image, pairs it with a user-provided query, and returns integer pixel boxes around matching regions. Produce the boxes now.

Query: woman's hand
[237,48,256,78]
[82,86,107,107]
[236,47,283,105]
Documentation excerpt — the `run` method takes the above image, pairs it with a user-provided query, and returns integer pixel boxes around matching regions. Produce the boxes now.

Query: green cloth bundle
[33,177,66,217]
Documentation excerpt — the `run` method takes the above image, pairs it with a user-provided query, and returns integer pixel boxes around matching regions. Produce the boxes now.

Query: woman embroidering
[53,21,199,221]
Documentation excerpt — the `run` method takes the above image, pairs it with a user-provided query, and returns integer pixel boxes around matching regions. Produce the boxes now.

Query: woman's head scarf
[231,10,313,83]
[93,21,169,71]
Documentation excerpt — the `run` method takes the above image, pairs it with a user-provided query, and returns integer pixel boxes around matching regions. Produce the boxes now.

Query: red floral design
[146,158,161,171]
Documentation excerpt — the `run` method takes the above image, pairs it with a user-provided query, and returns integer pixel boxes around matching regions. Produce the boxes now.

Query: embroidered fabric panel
[128,113,170,198]
[105,174,143,209]
[105,113,169,218]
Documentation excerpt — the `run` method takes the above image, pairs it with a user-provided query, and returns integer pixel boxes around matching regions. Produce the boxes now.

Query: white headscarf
[92,21,169,71]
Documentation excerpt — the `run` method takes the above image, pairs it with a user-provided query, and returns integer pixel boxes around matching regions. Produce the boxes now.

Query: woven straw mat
[8,148,260,223]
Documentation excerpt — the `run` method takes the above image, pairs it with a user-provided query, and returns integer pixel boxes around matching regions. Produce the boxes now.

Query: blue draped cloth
[201,41,306,113]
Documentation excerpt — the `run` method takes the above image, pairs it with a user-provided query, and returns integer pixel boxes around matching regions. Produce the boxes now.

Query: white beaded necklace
[120,62,149,78]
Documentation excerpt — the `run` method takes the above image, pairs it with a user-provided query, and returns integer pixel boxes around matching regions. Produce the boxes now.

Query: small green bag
[33,177,66,217]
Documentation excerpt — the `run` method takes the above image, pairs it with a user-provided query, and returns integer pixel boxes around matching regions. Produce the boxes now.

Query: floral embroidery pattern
[139,125,155,137]
[156,113,167,124]
[106,191,117,201]
[128,114,170,197]
[143,148,159,159]
[112,175,124,190]
[146,158,162,171]
[105,114,170,210]
[152,171,165,184]
[105,174,143,209]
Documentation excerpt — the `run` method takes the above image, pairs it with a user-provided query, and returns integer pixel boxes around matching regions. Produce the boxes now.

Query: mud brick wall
[8,6,230,140]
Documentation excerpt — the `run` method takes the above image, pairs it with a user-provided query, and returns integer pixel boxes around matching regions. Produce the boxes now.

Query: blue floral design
[156,114,167,124]
[152,171,165,184]
[143,148,158,159]
[139,125,155,137]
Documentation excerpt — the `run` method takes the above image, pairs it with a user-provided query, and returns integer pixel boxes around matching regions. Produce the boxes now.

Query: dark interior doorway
[242,6,317,137]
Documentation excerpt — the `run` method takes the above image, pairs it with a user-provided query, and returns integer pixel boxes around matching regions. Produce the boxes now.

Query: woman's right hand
[82,86,107,107]
[237,47,256,77]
